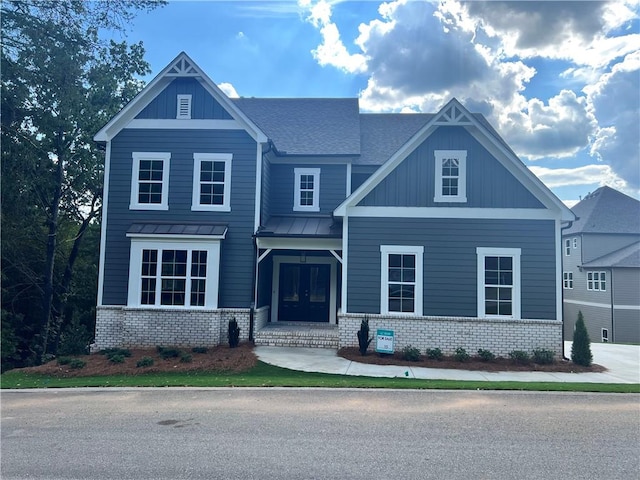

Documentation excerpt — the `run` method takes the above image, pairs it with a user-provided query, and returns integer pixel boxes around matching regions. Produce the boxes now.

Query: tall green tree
[1,0,165,365]
[571,311,593,367]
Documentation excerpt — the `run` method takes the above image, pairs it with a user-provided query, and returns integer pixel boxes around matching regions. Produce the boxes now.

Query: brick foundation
[94,306,254,350]
[338,312,563,358]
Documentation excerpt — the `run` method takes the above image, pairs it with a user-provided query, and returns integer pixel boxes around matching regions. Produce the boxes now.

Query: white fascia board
[126,230,228,241]
[345,206,559,220]
[256,237,341,250]
[94,52,268,144]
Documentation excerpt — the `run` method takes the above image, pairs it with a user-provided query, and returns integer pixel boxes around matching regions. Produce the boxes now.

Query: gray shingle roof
[232,98,361,156]
[564,187,640,235]
[127,223,228,237]
[258,216,342,238]
[582,241,640,268]
[357,113,432,165]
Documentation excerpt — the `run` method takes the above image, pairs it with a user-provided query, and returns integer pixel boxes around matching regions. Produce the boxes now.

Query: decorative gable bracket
[166,57,199,77]
[433,102,473,125]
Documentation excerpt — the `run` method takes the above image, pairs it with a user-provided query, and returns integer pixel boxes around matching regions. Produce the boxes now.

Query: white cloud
[585,51,640,188]
[529,164,628,190]
[300,0,367,73]
[218,82,239,98]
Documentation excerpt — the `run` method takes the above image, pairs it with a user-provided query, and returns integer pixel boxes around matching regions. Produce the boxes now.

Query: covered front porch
[254,216,342,335]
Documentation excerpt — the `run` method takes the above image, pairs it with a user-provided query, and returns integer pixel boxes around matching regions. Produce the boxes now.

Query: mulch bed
[338,347,606,373]
[15,343,257,378]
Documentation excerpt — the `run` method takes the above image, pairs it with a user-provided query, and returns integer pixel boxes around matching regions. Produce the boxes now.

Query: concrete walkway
[255,342,640,384]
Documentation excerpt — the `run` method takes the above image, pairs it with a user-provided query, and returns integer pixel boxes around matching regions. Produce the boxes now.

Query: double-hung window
[128,239,221,308]
[565,239,571,256]
[130,152,171,210]
[192,153,232,211]
[563,272,573,289]
[587,271,606,291]
[434,150,467,203]
[477,247,521,318]
[380,245,424,315]
[294,168,320,212]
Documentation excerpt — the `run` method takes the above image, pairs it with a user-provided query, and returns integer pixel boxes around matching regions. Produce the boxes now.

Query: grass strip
[1,362,638,393]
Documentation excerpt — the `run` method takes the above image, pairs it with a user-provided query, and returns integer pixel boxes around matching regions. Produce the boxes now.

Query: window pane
[485,257,499,270]
[389,268,402,282]
[402,268,415,283]
[388,299,401,312]
[389,254,402,268]
[485,301,498,315]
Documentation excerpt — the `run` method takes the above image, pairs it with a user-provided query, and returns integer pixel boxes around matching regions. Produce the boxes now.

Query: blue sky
[118,0,640,205]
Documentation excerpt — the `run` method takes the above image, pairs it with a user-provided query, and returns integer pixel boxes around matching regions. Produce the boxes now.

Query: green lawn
[1,362,638,392]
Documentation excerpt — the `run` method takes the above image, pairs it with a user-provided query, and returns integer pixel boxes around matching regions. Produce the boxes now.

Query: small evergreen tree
[357,318,372,356]
[228,318,240,348]
[571,311,592,367]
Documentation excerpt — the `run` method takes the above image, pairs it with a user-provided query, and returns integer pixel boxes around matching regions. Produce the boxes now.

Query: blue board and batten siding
[359,126,544,208]
[102,128,257,307]
[136,78,233,120]
[269,163,348,215]
[347,217,557,320]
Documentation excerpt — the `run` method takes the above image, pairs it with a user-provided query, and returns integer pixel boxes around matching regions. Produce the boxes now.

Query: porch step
[254,323,339,349]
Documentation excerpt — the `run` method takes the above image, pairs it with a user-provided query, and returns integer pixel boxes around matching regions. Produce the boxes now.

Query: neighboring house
[562,187,640,344]
[93,52,575,357]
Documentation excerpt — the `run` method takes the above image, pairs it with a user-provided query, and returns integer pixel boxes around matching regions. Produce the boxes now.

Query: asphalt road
[1,388,639,479]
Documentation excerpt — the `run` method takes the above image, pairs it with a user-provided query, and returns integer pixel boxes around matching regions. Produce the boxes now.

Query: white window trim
[380,245,424,316]
[476,247,521,319]
[191,153,232,212]
[587,271,607,291]
[601,328,609,343]
[127,238,221,309]
[177,94,192,119]
[563,271,573,289]
[565,238,571,256]
[294,168,320,212]
[434,150,467,203]
[572,238,578,249]
[130,152,170,210]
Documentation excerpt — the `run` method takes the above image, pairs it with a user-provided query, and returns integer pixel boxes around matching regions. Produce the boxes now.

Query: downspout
[560,219,576,360]
[610,269,614,343]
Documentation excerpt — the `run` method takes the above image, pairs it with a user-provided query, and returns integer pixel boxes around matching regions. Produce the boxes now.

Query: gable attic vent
[177,94,192,119]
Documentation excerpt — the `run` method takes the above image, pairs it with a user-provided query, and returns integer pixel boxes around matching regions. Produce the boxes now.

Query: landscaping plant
[508,350,531,365]
[453,347,470,362]
[357,318,372,356]
[425,348,443,360]
[401,345,421,362]
[228,318,240,348]
[571,311,593,367]
[532,349,555,365]
[477,349,496,362]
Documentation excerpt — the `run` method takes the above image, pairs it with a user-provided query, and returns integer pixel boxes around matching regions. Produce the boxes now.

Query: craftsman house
[93,52,575,356]
[562,187,640,344]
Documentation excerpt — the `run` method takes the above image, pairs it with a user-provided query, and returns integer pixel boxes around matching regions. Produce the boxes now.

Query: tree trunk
[40,147,64,361]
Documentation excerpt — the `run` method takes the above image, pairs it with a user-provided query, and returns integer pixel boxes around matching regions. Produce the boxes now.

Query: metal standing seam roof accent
[582,241,640,268]
[127,223,228,237]
[232,98,361,156]
[564,186,640,235]
[257,216,342,238]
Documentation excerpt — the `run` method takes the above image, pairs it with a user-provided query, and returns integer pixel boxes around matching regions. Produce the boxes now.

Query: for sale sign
[375,329,394,354]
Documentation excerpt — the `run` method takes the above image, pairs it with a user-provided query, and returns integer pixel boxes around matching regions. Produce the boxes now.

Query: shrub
[357,318,372,356]
[180,353,193,363]
[509,350,531,365]
[532,349,555,365]
[571,311,593,367]
[477,349,495,362]
[425,348,443,361]
[57,318,92,356]
[192,347,208,354]
[57,356,73,365]
[41,353,56,364]
[109,354,125,364]
[157,347,181,360]
[228,318,240,348]
[136,357,154,368]
[100,348,131,358]
[453,347,470,362]
[401,345,420,362]
[69,359,86,369]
